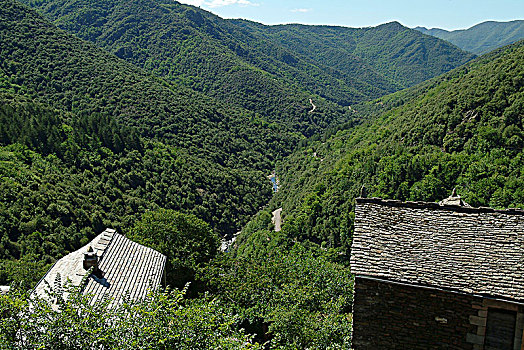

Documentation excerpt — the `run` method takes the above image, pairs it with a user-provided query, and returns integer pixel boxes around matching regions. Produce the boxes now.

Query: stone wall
[353,277,481,349]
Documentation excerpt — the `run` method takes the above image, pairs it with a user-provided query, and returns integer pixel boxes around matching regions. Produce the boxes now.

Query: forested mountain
[415,20,524,54]
[0,83,271,285]
[0,0,295,284]
[0,2,355,341]
[2,0,520,346]
[0,0,317,152]
[21,0,474,111]
[233,20,474,99]
[256,40,524,253]
[0,0,478,283]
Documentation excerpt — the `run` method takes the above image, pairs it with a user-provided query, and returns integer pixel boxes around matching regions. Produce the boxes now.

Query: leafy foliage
[0,0,476,288]
[233,20,474,105]
[202,236,353,349]
[0,138,270,285]
[1,1,517,348]
[0,86,272,286]
[0,285,262,349]
[129,209,219,289]
[0,0,275,285]
[0,0,299,164]
[267,40,524,253]
[21,0,472,112]
[14,0,353,137]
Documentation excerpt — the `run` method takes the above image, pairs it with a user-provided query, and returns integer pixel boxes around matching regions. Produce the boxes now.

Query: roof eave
[355,274,524,306]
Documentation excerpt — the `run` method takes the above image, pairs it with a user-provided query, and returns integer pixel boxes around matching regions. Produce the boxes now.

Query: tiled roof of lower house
[33,228,166,308]
[350,197,524,303]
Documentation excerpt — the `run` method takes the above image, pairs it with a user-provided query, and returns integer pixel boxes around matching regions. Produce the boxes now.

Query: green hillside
[415,20,524,54]
[257,40,524,253]
[234,20,473,98]
[0,0,295,284]
[0,67,354,345]
[0,43,354,349]
[1,0,519,347]
[0,0,477,281]
[0,0,312,155]
[21,0,473,112]
[0,85,272,285]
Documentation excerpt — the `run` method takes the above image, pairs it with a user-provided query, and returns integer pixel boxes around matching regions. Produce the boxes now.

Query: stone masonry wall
[352,277,481,349]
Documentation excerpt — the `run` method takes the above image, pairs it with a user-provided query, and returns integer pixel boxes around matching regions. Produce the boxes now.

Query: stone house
[350,193,524,349]
[33,228,166,308]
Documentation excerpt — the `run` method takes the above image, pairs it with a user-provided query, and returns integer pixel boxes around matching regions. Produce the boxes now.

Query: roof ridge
[94,228,117,261]
[351,199,524,302]
[33,228,166,308]
[355,197,524,215]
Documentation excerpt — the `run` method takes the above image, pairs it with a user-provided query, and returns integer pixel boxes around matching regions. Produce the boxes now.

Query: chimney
[439,188,471,207]
[83,246,99,271]
[360,185,368,198]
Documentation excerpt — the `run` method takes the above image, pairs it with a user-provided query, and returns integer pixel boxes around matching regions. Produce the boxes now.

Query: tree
[128,209,219,289]
[202,236,353,348]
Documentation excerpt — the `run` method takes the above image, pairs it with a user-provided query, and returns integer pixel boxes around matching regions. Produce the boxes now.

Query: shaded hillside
[256,40,524,253]
[0,0,281,284]
[0,69,274,286]
[415,20,524,54]
[0,0,313,160]
[21,0,473,110]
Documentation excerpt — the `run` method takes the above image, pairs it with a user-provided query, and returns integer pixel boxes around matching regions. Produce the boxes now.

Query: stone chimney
[360,185,368,198]
[83,246,99,271]
[439,188,471,207]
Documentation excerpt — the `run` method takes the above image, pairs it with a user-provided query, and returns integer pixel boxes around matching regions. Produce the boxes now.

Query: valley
[0,0,523,348]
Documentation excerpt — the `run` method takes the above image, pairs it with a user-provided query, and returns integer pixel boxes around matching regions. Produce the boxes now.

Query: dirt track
[272,208,282,232]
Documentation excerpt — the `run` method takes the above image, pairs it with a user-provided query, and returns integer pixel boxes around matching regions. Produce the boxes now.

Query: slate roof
[33,228,166,308]
[350,197,524,303]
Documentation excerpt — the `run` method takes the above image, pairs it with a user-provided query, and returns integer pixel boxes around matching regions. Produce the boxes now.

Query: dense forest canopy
[266,40,524,254]
[20,0,473,113]
[232,20,474,97]
[0,0,306,157]
[415,20,524,55]
[0,0,282,284]
[1,0,522,347]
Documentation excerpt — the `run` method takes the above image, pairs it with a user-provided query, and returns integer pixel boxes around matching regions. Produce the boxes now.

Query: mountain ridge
[20,0,474,112]
[415,20,524,54]
[0,0,292,284]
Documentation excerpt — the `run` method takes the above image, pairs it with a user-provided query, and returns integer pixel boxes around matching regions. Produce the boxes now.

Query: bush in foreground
[0,284,261,350]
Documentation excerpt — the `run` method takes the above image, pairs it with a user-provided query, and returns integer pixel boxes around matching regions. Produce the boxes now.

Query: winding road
[309,98,316,113]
